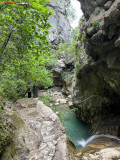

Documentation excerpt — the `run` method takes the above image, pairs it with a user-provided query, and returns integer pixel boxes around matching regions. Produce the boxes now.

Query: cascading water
[77,135,120,147]
[55,104,120,149]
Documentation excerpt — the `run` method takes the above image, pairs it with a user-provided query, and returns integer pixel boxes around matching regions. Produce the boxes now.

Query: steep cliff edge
[73,0,120,135]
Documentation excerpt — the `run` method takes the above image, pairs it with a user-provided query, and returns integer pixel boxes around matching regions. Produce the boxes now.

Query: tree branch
[1,30,13,52]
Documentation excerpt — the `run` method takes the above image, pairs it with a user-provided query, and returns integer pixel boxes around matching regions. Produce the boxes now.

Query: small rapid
[55,103,120,149]
[77,135,120,147]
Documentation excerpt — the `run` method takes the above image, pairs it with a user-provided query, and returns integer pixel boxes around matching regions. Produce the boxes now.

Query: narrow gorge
[0,0,120,160]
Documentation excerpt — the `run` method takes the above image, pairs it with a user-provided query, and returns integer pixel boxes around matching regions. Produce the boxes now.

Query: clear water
[56,105,89,149]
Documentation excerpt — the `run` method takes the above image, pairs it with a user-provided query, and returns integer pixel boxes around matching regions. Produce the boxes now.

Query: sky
[70,0,83,28]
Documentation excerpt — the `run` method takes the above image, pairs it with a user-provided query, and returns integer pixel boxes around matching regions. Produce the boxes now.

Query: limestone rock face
[47,0,73,88]
[0,99,67,160]
[73,0,120,134]
[52,52,75,89]
[47,0,71,48]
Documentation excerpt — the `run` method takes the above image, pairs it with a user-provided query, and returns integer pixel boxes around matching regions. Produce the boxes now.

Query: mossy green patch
[0,109,24,159]
[10,112,24,131]
[0,114,14,159]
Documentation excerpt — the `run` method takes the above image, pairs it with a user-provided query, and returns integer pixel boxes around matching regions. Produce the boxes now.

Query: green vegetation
[39,94,53,107]
[92,21,100,30]
[81,33,86,42]
[56,42,76,56]
[55,20,83,79]
[0,0,55,101]
[0,109,25,159]
[71,27,80,42]
[75,62,81,75]
[0,124,13,158]
[38,94,63,121]
[55,25,81,60]
[79,19,83,25]
[62,71,71,79]
[61,70,73,86]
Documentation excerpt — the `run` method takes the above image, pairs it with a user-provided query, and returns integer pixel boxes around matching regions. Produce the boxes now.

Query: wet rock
[68,95,72,99]
[76,137,120,160]
[55,102,59,106]
[56,99,67,104]
[68,101,73,108]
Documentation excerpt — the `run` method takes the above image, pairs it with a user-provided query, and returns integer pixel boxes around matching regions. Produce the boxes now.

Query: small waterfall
[77,135,120,147]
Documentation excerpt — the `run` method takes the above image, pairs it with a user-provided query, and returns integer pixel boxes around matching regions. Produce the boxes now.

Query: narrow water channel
[55,104,90,149]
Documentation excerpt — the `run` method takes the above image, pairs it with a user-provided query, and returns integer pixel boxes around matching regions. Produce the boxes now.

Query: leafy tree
[0,0,54,100]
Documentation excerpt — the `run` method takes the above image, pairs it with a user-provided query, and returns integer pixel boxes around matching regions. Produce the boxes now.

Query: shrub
[81,33,86,42]
[0,77,27,101]
[92,21,100,30]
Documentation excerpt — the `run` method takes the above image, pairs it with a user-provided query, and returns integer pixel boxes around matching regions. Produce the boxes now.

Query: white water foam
[77,139,86,147]
[77,135,120,148]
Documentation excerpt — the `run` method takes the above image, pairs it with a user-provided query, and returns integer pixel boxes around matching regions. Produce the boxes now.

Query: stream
[55,104,90,149]
[55,104,120,149]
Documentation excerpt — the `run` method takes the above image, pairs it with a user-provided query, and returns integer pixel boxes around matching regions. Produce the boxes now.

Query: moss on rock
[0,108,24,160]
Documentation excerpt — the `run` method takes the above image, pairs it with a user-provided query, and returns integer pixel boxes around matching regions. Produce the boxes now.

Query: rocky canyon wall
[47,0,75,90]
[47,0,71,48]
[73,0,120,136]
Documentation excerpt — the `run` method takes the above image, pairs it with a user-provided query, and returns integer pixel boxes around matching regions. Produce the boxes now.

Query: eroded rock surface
[0,99,67,160]
[76,137,120,160]
[47,0,75,89]
[16,98,67,160]
[73,0,120,134]
[47,0,71,48]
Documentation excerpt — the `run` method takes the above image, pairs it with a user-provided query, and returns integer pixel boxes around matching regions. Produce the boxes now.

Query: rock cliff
[47,0,71,48]
[47,0,74,88]
[73,0,120,135]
